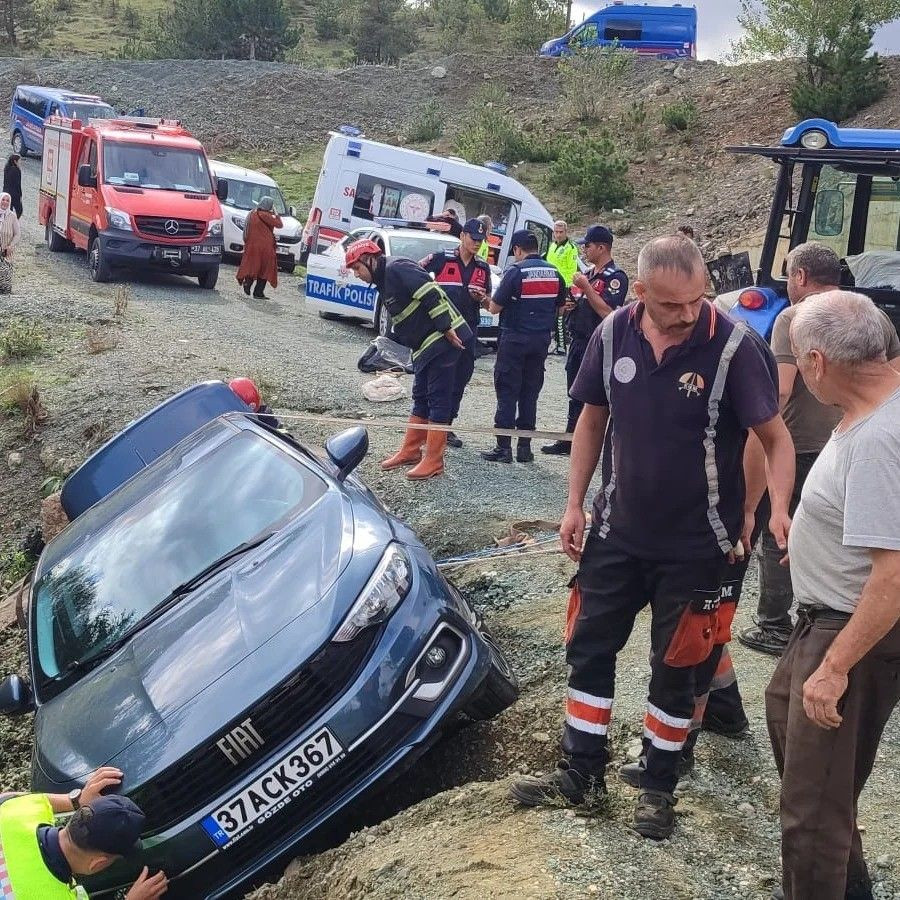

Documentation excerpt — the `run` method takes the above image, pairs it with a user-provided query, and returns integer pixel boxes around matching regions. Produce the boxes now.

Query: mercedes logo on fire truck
[164,219,180,235]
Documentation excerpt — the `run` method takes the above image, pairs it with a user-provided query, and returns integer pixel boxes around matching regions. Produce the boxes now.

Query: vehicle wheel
[88,236,111,283]
[281,261,296,275]
[11,131,25,156]
[375,298,392,337]
[198,266,219,289]
[463,630,519,721]
[45,221,68,252]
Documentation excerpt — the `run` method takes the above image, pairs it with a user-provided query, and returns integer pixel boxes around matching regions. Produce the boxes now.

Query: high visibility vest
[546,240,579,288]
[477,240,490,261]
[0,795,81,900]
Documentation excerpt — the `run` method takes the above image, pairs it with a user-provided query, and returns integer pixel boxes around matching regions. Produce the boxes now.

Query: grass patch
[0,548,34,587]
[0,319,45,361]
[85,325,119,354]
[0,369,49,437]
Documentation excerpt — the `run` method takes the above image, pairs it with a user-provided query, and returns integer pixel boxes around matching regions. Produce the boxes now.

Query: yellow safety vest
[477,240,490,261]
[546,241,579,288]
[0,795,81,900]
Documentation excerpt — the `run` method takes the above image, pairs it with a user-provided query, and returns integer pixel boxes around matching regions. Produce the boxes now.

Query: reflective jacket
[546,240,579,288]
[373,257,472,370]
[492,255,566,335]
[421,249,492,333]
[0,795,82,900]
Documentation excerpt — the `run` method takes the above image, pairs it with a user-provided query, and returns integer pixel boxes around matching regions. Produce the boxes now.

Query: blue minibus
[10,85,114,155]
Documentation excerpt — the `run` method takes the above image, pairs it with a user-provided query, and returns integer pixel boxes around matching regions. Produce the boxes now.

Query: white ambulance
[300,128,555,268]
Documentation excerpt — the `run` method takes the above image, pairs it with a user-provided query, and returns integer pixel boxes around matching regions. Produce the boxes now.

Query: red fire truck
[38,116,228,288]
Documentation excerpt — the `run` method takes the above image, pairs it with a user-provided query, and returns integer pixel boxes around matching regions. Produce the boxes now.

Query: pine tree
[354,0,415,63]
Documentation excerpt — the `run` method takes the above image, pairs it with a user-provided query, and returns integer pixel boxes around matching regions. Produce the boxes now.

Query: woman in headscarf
[236,196,282,299]
[3,156,22,219]
[0,193,21,258]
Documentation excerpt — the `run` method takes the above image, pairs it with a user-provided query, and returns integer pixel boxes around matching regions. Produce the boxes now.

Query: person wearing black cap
[481,228,566,464]
[0,765,167,898]
[542,224,629,456]
[421,218,493,448]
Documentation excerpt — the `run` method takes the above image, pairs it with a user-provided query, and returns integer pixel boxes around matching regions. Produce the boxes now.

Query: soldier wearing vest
[542,224,629,456]
[421,218,493,448]
[345,239,471,480]
[482,229,566,464]
[546,220,580,355]
[511,235,795,840]
[0,765,166,899]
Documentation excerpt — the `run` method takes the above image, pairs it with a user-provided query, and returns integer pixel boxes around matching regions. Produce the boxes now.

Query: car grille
[276,234,301,245]
[134,216,205,238]
[129,631,377,833]
[167,712,421,900]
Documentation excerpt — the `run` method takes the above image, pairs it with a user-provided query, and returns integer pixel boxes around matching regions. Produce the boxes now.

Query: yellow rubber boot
[407,427,447,480]
[381,416,428,470]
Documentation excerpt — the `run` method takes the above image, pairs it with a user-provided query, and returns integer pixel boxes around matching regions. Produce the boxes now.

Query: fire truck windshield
[103,142,214,194]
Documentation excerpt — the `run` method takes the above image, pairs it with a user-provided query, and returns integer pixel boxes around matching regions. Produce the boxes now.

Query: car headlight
[332,544,411,642]
[105,207,132,232]
[208,218,223,237]
[231,215,246,231]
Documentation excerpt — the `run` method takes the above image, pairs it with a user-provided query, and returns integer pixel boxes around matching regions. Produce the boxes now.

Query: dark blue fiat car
[0,383,517,898]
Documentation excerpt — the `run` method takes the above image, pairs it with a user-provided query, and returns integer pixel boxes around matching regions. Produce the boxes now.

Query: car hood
[33,488,370,782]
[104,186,221,221]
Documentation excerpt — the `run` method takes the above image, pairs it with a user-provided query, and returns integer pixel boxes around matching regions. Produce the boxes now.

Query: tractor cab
[716,118,900,338]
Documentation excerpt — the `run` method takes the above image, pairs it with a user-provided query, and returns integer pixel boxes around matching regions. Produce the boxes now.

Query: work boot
[619,751,695,790]
[633,790,677,840]
[541,440,571,456]
[381,416,428,470]
[509,760,606,809]
[516,439,534,463]
[407,428,447,480]
[446,431,463,448]
[701,709,750,739]
[481,445,512,463]
[737,624,791,657]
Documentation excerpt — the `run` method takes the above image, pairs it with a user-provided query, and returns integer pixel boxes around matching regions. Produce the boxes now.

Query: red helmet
[344,239,382,267]
[229,377,261,411]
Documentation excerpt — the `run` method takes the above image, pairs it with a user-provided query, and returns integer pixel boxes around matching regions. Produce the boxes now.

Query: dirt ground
[2,141,900,900]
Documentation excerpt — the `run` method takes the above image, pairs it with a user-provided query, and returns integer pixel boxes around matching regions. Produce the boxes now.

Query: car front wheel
[463,629,519,720]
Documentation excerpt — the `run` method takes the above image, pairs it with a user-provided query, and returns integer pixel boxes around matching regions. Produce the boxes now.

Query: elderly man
[511,235,794,839]
[766,291,900,900]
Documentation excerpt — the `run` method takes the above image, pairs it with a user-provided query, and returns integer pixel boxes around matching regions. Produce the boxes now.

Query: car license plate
[200,727,344,848]
[277,244,290,253]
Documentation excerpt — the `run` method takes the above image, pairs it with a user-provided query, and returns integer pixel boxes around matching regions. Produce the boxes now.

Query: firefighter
[546,220,580,355]
[422,218,493,448]
[542,225,628,456]
[481,229,566,464]
[345,239,471,479]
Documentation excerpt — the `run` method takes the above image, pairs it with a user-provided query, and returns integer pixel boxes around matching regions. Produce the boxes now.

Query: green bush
[661,97,699,132]
[549,133,633,210]
[559,43,636,120]
[453,105,557,166]
[405,99,444,143]
[0,548,34,585]
[504,0,566,49]
[0,319,45,360]
[313,0,347,39]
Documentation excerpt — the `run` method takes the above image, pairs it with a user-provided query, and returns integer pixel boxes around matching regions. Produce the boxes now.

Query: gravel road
[3,149,900,900]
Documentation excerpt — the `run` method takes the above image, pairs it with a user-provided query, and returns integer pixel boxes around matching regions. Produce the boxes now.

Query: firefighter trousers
[563,531,727,794]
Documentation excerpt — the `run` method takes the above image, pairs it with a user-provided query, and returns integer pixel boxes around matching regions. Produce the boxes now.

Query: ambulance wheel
[375,299,392,337]
[45,222,68,252]
[88,237,111,283]
[197,266,219,290]
[11,131,25,156]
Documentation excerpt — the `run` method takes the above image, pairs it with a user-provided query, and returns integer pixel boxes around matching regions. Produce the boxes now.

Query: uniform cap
[69,796,145,857]
[576,225,614,247]
[462,219,487,241]
[510,229,538,251]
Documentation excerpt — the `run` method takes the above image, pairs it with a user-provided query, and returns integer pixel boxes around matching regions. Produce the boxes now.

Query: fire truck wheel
[45,222,68,253]
[88,237,111,283]
[197,266,219,290]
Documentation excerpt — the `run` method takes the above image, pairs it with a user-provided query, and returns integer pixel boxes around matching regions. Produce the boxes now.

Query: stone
[685,207,695,216]
[430,66,447,79]
[673,65,689,81]
[737,802,755,815]
[876,855,891,868]
[626,740,644,761]
[7,451,23,469]
[531,731,551,743]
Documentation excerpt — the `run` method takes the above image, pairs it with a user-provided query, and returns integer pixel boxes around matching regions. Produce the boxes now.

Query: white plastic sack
[845,251,900,290]
[362,372,407,403]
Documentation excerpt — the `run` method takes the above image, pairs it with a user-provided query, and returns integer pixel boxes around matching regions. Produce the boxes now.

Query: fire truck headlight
[105,207,132,232]
[208,218,223,237]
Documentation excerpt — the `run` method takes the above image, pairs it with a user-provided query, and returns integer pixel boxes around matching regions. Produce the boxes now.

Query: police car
[304,221,504,338]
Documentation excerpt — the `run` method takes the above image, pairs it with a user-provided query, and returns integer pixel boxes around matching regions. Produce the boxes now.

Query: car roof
[208,159,278,187]
[17,85,108,103]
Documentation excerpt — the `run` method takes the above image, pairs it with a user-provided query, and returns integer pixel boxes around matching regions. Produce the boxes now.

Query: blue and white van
[540,2,697,60]
[10,85,115,156]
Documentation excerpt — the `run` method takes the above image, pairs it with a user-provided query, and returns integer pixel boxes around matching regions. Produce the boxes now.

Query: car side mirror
[814,189,844,237]
[289,205,297,218]
[325,427,369,481]
[77,164,96,189]
[0,675,33,716]
[215,178,229,202]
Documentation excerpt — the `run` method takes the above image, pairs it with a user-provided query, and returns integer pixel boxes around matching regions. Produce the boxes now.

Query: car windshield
[223,178,288,215]
[388,235,458,260]
[33,432,325,692]
[67,102,114,121]
[103,142,213,192]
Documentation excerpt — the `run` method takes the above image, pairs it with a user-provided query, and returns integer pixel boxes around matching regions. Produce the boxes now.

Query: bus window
[351,174,433,222]
[604,18,642,41]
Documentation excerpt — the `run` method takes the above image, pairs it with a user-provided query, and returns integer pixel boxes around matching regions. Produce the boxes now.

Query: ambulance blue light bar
[346,139,362,158]
[339,125,363,137]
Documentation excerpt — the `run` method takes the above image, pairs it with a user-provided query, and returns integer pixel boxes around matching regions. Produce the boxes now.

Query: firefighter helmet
[229,377,261,411]
[344,239,383,267]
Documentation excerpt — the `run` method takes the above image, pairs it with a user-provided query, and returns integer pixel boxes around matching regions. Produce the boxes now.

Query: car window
[103,142,213,193]
[387,235,458,260]
[33,432,327,693]
[223,178,288,215]
[67,102,115,121]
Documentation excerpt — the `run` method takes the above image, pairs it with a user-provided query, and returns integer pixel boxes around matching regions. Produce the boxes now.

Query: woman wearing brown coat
[236,196,282,298]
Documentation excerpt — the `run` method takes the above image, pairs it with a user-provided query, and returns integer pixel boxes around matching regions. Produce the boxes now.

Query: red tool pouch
[564,580,582,646]
[714,602,737,645]
[664,590,720,668]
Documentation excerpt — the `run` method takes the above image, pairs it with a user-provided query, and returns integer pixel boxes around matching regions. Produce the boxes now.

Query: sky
[569,1,900,60]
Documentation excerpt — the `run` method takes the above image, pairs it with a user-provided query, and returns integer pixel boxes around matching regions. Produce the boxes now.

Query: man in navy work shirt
[422,218,492,449]
[542,224,629,456]
[481,229,566,464]
[511,235,794,840]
